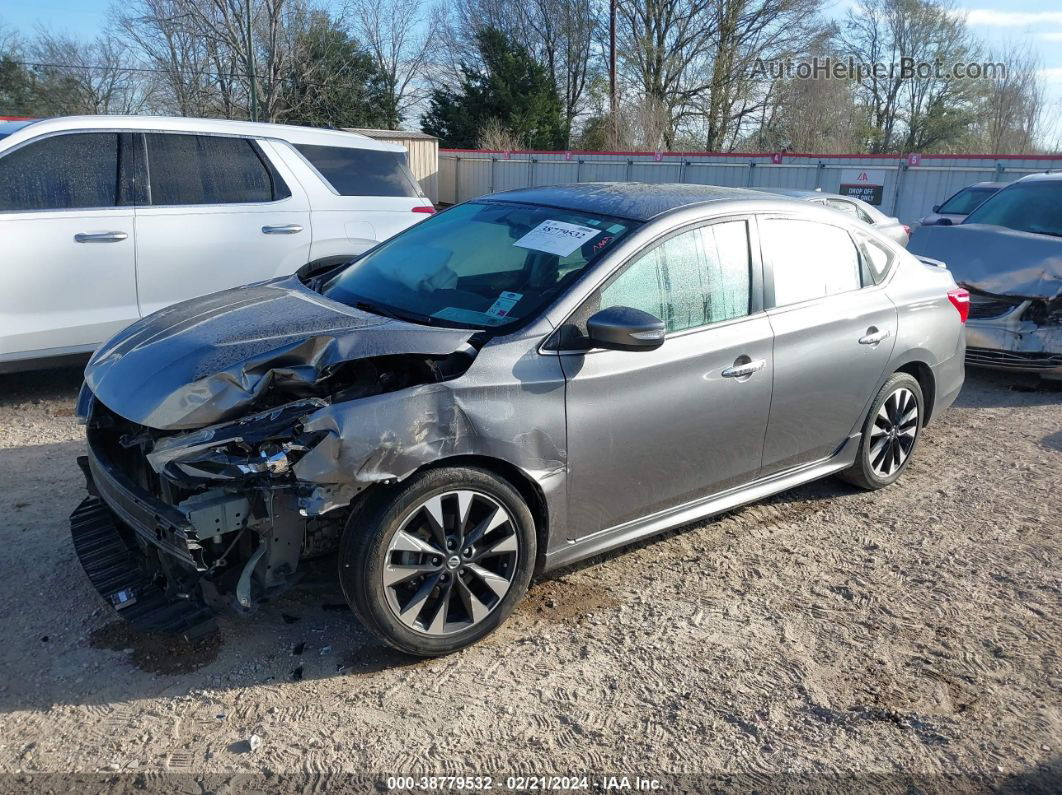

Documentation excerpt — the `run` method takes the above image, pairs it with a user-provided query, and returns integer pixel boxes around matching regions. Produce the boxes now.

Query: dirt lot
[0,366,1058,790]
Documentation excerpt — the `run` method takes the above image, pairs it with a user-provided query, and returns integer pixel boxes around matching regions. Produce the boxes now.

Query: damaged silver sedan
[909,173,1062,379]
[72,183,967,655]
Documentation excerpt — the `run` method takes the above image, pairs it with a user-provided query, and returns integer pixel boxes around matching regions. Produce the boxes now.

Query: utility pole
[609,0,617,147]
[246,0,258,122]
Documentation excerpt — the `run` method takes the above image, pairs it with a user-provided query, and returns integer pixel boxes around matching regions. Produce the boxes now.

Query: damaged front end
[965,291,1062,376]
[908,223,1062,378]
[70,278,486,638]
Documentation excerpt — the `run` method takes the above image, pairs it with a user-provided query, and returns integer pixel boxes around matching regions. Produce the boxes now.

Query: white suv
[0,116,436,372]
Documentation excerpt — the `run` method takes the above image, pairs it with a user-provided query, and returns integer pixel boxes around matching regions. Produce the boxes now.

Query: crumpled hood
[85,276,475,430]
[908,223,1062,300]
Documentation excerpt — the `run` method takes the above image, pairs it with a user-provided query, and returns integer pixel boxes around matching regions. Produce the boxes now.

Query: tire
[339,466,536,656]
[838,372,924,491]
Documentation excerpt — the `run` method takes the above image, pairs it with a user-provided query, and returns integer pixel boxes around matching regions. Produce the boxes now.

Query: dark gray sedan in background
[72,183,967,655]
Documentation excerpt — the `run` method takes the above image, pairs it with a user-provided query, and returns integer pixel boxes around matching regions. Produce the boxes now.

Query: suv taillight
[947,288,970,323]
[412,205,436,214]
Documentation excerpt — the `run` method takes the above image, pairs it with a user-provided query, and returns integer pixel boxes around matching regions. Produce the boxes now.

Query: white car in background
[0,116,436,372]
[760,188,911,248]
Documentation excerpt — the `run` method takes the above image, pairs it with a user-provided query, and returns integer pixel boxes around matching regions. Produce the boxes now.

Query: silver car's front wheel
[383,490,520,636]
[839,372,924,491]
[868,387,918,478]
[339,466,536,656]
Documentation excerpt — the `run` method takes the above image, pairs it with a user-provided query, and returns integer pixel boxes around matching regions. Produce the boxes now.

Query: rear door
[560,218,774,538]
[759,216,897,475]
[0,131,138,360]
[134,132,311,316]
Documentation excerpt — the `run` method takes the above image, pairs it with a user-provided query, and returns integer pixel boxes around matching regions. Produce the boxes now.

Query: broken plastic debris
[247,734,262,753]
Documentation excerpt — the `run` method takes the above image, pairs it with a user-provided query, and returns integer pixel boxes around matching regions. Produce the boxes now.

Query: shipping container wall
[438,150,1060,224]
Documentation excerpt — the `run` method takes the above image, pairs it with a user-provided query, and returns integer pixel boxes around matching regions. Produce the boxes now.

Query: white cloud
[1038,32,1062,42]
[1040,67,1062,84]
[959,9,1062,27]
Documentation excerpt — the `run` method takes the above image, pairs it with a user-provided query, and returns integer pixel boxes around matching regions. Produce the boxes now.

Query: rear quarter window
[295,144,422,198]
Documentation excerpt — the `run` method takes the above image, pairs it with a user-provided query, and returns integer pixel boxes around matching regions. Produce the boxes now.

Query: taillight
[947,288,970,323]
[412,205,436,214]
[902,224,911,235]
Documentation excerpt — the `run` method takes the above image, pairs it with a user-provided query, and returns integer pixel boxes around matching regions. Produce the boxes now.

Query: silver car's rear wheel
[838,372,924,491]
[382,490,520,636]
[868,387,918,478]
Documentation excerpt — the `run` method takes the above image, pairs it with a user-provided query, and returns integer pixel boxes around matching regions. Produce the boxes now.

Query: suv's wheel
[339,466,536,656]
[838,372,924,490]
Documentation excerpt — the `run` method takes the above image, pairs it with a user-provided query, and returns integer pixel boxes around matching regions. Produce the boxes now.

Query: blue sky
[4,1,1060,144]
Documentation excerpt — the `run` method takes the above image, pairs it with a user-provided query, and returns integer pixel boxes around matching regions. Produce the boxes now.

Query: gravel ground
[0,366,1059,791]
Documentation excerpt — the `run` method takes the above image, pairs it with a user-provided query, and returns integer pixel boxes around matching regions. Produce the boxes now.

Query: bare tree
[30,29,155,114]
[973,40,1044,154]
[840,0,980,153]
[117,0,218,116]
[346,0,435,128]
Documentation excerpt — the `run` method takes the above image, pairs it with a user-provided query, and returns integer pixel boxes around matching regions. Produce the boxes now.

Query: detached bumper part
[70,496,217,640]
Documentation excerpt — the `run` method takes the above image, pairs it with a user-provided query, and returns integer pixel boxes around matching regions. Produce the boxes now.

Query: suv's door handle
[262,224,303,235]
[721,359,766,378]
[74,231,128,243]
[859,328,891,345]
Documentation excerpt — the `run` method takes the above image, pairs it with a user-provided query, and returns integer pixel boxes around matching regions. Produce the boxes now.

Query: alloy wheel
[868,387,918,478]
[382,490,520,636]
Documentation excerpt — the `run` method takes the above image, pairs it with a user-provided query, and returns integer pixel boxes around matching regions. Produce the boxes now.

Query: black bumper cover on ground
[71,456,218,640]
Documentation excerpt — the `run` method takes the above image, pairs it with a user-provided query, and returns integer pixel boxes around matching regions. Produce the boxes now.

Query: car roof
[1016,172,1062,183]
[484,182,786,222]
[0,116,405,153]
[962,182,1008,190]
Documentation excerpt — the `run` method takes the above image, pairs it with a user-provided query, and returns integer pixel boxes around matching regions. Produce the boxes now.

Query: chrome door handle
[261,224,303,234]
[859,329,891,345]
[721,359,766,378]
[74,231,128,243]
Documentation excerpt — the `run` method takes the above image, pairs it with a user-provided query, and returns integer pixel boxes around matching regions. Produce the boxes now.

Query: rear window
[0,132,118,211]
[145,133,290,205]
[296,144,422,198]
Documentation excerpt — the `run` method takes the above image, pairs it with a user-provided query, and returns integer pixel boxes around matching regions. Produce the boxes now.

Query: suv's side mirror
[932,204,940,212]
[585,306,666,351]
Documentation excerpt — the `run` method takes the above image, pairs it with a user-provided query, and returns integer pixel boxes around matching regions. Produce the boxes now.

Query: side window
[599,220,751,333]
[295,144,422,198]
[145,134,288,205]
[0,133,118,211]
[761,218,862,307]
[857,234,894,284]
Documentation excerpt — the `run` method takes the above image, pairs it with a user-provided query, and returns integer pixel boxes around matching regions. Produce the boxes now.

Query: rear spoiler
[915,255,947,269]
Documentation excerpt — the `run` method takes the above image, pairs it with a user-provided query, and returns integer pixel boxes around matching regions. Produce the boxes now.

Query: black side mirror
[586,306,666,352]
[932,205,940,212]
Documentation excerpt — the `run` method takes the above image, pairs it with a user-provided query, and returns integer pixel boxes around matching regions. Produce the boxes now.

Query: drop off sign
[838,169,886,205]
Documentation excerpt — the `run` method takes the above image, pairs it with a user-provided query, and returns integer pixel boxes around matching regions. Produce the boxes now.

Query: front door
[0,131,138,361]
[758,216,898,475]
[560,218,774,540]
[134,132,311,317]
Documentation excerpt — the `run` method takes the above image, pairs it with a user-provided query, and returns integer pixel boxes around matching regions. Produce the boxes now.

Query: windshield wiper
[353,300,435,326]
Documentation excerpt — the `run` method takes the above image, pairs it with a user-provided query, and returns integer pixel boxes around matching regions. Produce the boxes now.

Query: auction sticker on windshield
[486,291,522,320]
[513,220,601,257]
